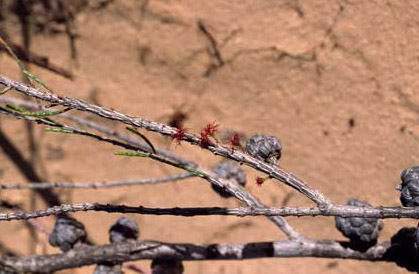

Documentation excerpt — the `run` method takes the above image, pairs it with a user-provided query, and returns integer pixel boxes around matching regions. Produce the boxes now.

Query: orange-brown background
[0,0,418,273]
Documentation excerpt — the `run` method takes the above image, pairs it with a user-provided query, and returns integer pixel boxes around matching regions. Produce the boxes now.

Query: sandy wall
[0,0,419,273]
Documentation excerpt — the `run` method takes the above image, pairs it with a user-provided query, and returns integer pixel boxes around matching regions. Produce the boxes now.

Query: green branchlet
[114,151,149,157]
[45,128,76,134]
[6,104,70,118]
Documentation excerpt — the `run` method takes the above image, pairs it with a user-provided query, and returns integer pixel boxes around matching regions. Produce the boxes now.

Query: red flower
[171,126,186,145]
[199,130,211,148]
[202,121,219,137]
[198,121,219,147]
[230,132,240,147]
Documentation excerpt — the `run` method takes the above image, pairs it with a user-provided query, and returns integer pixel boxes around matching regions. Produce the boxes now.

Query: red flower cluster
[202,121,219,137]
[171,126,186,145]
[230,132,240,148]
[199,130,211,148]
[199,121,219,147]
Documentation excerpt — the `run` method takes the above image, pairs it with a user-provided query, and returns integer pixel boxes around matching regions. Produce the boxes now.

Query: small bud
[211,161,247,198]
[335,199,383,249]
[49,216,86,252]
[398,166,419,207]
[109,216,139,243]
[256,177,267,186]
[230,132,241,148]
[221,130,246,149]
[245,135,282,165]
[151,259,184,274]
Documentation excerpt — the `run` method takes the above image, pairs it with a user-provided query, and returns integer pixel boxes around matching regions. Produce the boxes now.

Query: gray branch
[1,203,419,221]
[0,173,194,190]
[0,239,393,273]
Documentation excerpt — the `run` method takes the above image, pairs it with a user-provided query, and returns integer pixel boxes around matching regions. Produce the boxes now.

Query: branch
[0,94,302,240]
[1,203,419,221]
[0,173,194,190]
[0,239,394,273]
[0,75,329,206]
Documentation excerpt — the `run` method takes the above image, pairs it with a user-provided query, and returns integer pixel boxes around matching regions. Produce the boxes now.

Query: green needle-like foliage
[45,128,76,134]
[6,104,70,118]
[114,151,149,157]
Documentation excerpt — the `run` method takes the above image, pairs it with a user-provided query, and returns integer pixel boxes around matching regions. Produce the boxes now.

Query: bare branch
[0,239,393,273]
[0,173,194,190]
[1,203,419,222]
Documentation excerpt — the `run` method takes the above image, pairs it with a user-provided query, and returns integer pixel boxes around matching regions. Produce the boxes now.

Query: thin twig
[0,173,194,190]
